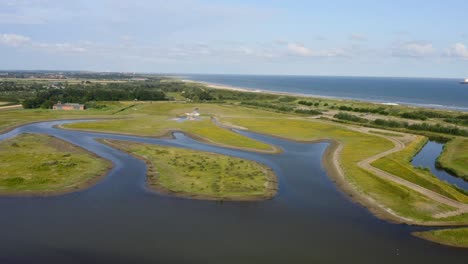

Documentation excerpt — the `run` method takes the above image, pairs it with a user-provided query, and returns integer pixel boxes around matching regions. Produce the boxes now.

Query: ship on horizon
[460,78,468,84]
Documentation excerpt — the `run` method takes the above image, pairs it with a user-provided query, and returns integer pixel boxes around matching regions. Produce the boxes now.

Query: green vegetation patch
[414,227,468,248]
[0,133,110,194]
[372,136,468,203]
[103,140,277,200]
[437,138,468,179]
[64,102,276,152]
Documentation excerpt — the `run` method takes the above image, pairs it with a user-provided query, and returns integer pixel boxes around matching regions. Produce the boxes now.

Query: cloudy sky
[1,0,467,77]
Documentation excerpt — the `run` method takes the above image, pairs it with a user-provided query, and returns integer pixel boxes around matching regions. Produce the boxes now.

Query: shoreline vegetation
[413,228,468,248]
[99,139,277,201]
[0,74,467,247]
[436,138,468,180]
[0,133,112,196]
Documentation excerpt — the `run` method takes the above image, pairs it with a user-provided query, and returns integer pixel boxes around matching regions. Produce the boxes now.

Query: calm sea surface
[181,74,468,111]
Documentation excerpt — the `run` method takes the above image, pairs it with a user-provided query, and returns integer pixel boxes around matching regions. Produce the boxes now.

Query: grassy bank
[414,228,468,248]
[101,139,277,200]
[64,102,278,152]
[221,117,462,222]
[372,136,468,202]
[437,138,468,179]
[0,101,128,133]
[0,133,111,195]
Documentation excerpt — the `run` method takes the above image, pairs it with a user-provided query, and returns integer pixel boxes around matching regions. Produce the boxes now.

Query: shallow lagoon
[0,121,466,263]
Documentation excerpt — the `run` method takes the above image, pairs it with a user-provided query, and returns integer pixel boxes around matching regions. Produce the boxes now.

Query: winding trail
[215,117,468,220]
[345,126,468,218]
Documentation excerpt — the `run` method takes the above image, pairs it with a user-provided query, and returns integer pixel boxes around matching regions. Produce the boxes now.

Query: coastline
[181,79,468,112]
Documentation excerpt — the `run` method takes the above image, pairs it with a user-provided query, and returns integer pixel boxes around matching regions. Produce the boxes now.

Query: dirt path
[0,104,22,110]
[214,117,468,220]
[348,126,468,218]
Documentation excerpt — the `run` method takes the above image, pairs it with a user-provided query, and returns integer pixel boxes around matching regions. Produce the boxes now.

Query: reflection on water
[412,141,468,191]
[0,121,466,263]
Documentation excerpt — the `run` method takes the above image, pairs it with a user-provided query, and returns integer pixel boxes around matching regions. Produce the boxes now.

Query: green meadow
[0,133,110,194]
[102,139,277,200]
[437,137,468,179]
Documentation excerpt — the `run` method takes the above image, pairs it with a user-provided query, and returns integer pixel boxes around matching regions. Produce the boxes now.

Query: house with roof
[53,102,85,110]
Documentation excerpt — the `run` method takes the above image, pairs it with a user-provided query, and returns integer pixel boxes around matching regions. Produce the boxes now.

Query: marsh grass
[105,140,277,200]
[437,137,468,179]
[414,227,468,248]
[0,134,110,194]
[372,136,468,203]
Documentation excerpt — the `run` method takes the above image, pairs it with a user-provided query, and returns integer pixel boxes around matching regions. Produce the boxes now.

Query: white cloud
[0,33,30,46]
[286,42,347,57]
[392,41,435,57]
[0,33,88,53]
[446,43,468,59]
[287,43,312,56]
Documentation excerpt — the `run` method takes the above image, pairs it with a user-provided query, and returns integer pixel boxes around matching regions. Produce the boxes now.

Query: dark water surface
[182,74,468,111]
[0,121,466,263]
[412,141,468,191]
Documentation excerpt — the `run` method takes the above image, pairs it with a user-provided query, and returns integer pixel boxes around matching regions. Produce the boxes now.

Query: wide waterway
[0,120,466,263]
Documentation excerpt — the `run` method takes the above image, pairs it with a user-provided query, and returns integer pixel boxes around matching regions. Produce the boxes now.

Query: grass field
[414,227,468,248]
[0,101,129,133]
[372,136,468,202]
[0,133,111,194]
[102,139,277,200]
[368,130,404,137]
[65,102,280,152]
[437,138,468,179]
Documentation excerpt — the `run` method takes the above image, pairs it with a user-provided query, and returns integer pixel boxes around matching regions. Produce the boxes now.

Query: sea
[180,74,468,112]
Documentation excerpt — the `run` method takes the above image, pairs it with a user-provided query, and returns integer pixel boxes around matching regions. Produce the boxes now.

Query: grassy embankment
[437,137,468,180]
[222,117,467,223]
[0,133,111,195]
[414,228,468,248]
[0,101,128,133]
[101,139,277,200]
[372,136,468,202]
[65,102,278,152]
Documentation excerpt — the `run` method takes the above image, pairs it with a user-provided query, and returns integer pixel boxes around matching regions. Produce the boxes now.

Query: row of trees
[22,86,167,109]
[373,119,468,136]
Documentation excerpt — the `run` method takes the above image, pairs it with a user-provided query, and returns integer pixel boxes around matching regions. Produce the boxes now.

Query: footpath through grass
[437,137,468,180]
[103,140,277,200]
[222,117,461,222]
[0,133,111,194]
[372,136,468,203]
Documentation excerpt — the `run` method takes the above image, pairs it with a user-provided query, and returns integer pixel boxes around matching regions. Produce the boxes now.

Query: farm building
[53,102,85,110]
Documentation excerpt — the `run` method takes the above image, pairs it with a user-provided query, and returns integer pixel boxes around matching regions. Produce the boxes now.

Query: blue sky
[1,0,468,78]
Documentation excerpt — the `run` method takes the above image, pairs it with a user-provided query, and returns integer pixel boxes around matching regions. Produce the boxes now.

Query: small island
[101,139,277,200]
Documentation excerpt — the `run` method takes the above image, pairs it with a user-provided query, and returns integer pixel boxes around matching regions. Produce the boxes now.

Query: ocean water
[181,74,468,111]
